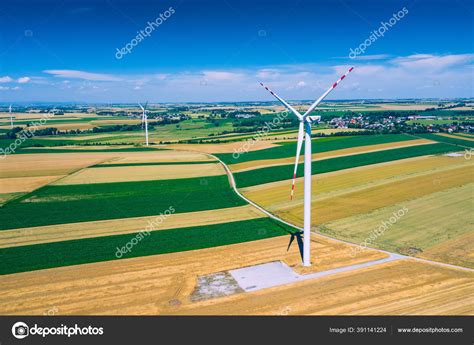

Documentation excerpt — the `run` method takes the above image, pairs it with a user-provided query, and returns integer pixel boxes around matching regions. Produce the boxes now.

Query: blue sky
[0,0,473,102]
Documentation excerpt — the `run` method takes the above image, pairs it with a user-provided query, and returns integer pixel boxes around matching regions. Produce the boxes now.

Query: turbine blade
[287,234,295,251]
[138,103,144,111]
[259,82,302,120]
[303,67,354,118]
[290,122,304,200]
[9,104,12,112]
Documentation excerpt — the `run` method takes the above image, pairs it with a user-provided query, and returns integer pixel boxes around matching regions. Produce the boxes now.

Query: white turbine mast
[138,102,149,146]
[9,104,13,128]
[259,67,354,266]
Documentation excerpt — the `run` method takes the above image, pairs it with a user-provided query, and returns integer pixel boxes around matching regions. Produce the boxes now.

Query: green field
[234,143,458,187]
[0,175,246,230]
[0,217,293,275]
[216,134,417,164]
[0,138,79,151]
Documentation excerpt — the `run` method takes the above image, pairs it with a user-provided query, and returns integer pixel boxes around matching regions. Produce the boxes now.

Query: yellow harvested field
[1,234,471,315]
[166,141,280,154]
[0,150,214,178]
[242,154,472,211]
[230,139,435,172]
[0,205,265,248]
[0,175,62,193]
[322,184,474,267]
[0,234,390,315]
[421,231,474,269]
[99,150,214,164]
[178,261,474,315]
[267,165,473,226]
[437,133,474,142]
[0,153,112,178]
[53,163,225,185]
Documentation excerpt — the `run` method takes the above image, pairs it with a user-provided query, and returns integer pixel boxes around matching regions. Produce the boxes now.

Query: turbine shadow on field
[287,231,304,262]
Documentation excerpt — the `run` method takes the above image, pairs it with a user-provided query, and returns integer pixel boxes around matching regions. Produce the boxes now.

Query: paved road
[210,153,474,274]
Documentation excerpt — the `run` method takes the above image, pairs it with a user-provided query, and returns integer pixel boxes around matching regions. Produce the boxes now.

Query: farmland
[233,142,458,187]
[322,184,474,267]
[217,133,419,164]
[0,103,473,316]
[0,235,471,315]
[0,217,294,275]
[0,175,247,230]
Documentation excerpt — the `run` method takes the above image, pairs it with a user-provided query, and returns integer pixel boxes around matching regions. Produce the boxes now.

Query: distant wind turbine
[9,104,13,128]
[259,67,354,266]
[138,102,149,146]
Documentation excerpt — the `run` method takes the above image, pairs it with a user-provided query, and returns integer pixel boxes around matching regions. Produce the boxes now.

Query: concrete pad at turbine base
[229,261,302,292]
[229,254,403,292]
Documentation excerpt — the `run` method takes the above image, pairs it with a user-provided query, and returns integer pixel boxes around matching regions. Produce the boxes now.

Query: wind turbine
[259,67,354,266]
[138,102,149,146]
[8,104,13,128]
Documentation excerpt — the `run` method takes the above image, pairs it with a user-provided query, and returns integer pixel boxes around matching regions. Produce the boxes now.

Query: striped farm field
[321,184,474,267]
[2,237,471,315]
[417,133,474,148]
[451,133,474,140]
[271,165,473,227]
[216,134,417,164]
[166,140,282,154]
[53,162,225,185]
[229,139,434,172]
[92,161,218,167]
[15,146,162,154]
[234,143,458,188]
[0,217,295,275]
[0,234,391,315]
[241,154,472,210]
[437,133,474,142]
[0,205,264,248]
[0,175,246,230]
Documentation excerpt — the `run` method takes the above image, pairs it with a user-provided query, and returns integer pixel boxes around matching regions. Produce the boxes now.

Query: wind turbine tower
[259,67,354,266]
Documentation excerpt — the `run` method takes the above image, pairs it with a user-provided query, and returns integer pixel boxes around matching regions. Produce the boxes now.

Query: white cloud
[391,54,474,70]
[202,70,243,81]
[43,69,122,81]
[17,77,30,83]
[0,76,13,83]
[7,53,471,101]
